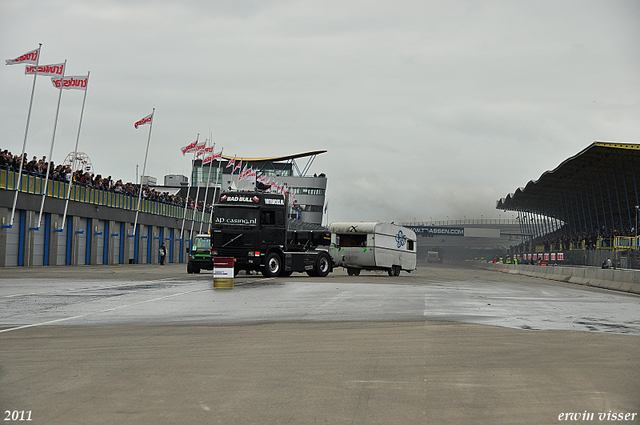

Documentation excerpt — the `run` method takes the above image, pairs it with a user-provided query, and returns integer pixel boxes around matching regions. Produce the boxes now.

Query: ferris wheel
[62,152,93,173]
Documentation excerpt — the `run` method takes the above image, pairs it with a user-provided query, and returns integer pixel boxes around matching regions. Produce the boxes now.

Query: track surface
[1,262,638,424]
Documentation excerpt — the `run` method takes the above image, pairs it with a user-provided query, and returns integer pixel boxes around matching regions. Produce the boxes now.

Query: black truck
[210,191,333,278]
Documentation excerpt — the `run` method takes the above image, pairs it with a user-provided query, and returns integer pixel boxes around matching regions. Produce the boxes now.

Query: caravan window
[407,240,415,251]
[337,233,367,247]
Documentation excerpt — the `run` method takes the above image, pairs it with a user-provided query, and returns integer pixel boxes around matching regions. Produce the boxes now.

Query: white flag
[25,62,65,77]
[195,141,207,155]
[203,150,222,165]
[6,48,40,65]
[134,112,153,129]
[181,140,198,155]
[51,75,88,90]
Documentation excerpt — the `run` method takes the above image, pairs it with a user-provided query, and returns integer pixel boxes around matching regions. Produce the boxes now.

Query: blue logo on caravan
[395,230,407,249]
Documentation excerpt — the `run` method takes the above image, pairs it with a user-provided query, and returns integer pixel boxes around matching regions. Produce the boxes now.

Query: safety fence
[526,236,640,253]
[511,237,640,270]
[484,262,640,295]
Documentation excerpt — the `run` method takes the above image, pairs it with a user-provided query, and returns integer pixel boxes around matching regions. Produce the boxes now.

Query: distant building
[140,175,157,186]
[191,150,328,225]
[164,174,188,186]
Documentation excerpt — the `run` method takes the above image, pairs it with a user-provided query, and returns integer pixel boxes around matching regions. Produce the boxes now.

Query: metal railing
[0,168,210,222]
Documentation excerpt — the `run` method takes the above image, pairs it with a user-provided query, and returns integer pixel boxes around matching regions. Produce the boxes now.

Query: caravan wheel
[347,268,360,276]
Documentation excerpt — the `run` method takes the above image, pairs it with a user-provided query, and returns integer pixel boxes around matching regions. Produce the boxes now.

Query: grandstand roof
[221,150,327,162]
[497,142,640,232]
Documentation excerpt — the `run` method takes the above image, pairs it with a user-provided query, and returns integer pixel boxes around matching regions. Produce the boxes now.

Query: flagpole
[324,201,329,227]
[180,134,198,239]
[208,147,223,232]
[133,108,155,232]
[36,59,67,229]
[9,44,41,227]
[232,155,239,190]
[189,141,205,237]
[199,137,215,234]
[60,71,90,231]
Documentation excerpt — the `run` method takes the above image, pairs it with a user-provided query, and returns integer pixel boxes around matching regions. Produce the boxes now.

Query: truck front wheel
[263,252,282,278]
[315,253,331,277]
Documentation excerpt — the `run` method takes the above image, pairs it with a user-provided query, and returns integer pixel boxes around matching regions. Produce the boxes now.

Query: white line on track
[0,277,193,299]
[0,287,208,334]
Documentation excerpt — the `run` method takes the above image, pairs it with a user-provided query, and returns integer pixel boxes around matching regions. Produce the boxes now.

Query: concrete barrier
[482,263,640,296]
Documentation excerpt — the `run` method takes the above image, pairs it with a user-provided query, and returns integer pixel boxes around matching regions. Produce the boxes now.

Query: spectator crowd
[1,147,212,213]
[516,219,637,252]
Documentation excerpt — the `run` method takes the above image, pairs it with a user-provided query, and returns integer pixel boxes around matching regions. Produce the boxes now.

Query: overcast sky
[1,0,639,223]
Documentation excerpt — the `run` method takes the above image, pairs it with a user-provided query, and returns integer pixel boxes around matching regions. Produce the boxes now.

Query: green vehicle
[186,234,213,274]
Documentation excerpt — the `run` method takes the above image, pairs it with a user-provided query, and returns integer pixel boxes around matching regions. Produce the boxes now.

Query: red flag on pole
[6,48,40,65]
[134,112,153,129]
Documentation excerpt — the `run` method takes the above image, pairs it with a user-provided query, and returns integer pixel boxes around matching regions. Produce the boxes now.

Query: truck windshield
[214,207,259,227]
[192,237,211,251]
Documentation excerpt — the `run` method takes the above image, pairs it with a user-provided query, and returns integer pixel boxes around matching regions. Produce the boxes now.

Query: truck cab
[211,191,332,278]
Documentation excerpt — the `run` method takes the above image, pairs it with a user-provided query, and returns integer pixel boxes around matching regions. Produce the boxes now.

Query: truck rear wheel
[262,252,282,277]
[347,268,360,276]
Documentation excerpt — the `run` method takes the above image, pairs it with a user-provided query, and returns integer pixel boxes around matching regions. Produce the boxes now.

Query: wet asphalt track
[0,261,639,334]
[1,262,639,425]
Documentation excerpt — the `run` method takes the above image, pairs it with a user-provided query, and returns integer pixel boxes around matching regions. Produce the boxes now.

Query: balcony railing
[0,168,210,222]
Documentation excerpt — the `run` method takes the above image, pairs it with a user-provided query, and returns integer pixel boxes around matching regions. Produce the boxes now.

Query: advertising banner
[213,257,234,289]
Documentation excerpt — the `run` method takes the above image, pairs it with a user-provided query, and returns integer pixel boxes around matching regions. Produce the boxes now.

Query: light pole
[635,206,639,239]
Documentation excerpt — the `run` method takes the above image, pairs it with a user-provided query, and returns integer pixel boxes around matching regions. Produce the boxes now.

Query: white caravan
[329,222,417,276]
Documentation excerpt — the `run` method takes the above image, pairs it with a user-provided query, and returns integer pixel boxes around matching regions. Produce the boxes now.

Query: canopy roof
[497,142,640,233]
[221,150,327,162]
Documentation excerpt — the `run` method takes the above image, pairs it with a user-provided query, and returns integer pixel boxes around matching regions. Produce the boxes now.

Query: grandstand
[497,142,640,269]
